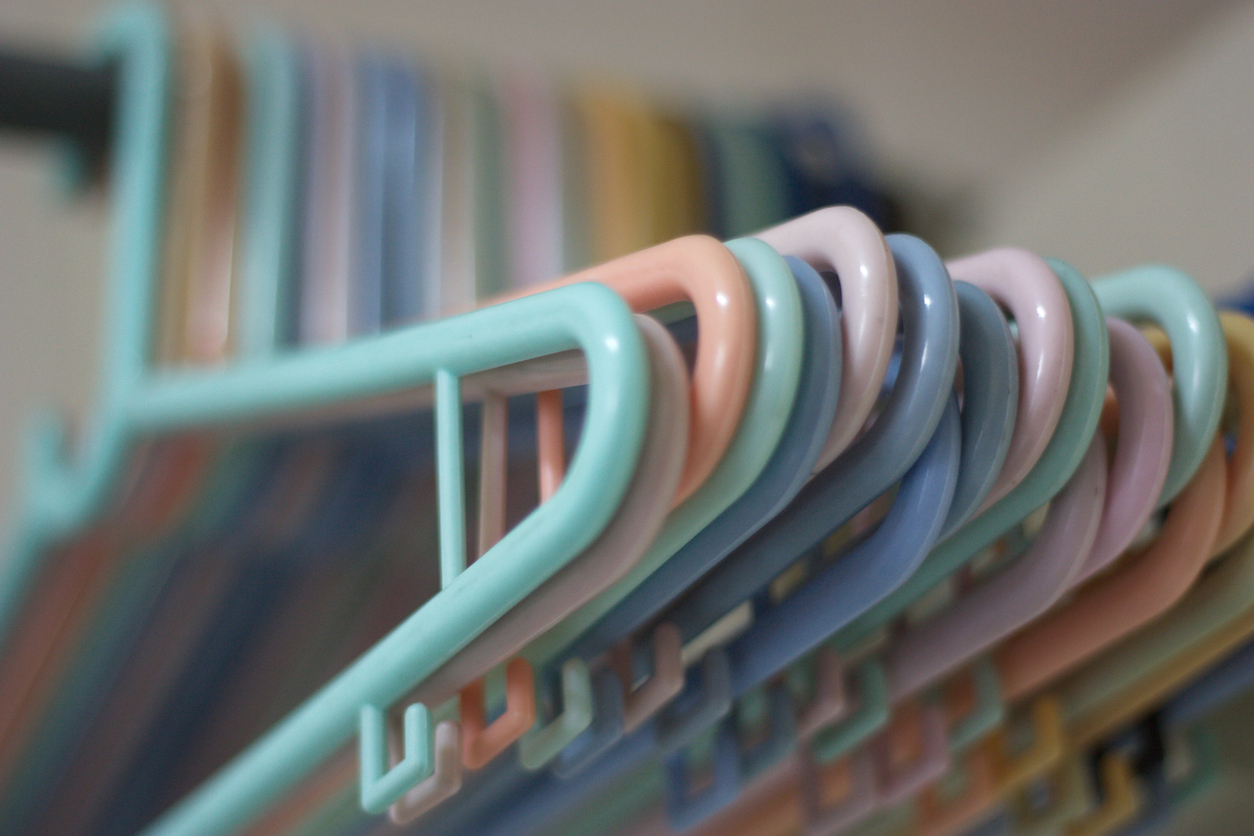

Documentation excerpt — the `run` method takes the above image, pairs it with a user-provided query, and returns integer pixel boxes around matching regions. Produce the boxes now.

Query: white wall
[965,1,1254,293]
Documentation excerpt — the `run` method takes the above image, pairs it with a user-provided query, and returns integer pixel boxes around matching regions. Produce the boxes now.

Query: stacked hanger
[1,6,1253,836]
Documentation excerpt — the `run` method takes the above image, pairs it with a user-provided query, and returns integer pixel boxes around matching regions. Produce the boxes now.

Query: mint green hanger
[1091,267,1227,506]
[0,9,661,836]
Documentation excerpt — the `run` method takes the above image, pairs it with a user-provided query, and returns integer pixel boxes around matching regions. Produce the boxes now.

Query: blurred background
[0,0,1250,831]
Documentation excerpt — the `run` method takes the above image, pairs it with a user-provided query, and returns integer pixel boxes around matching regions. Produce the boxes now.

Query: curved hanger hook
[517,658,594,770]
[755,205,899,468]
[613,622,685,734]
[511,234,758,503]
[1073,319,1175,582]
[799,748,878,836]
[460,658,537,770]
[940,281,1019,539]
[551,666,626,779]
[948,248,1075,511]
[1093,265,1226,506]
[387,719,462,824]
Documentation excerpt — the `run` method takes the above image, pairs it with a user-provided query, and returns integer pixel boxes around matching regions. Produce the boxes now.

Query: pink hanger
[946,249,1074,510]
[754,206,898,469]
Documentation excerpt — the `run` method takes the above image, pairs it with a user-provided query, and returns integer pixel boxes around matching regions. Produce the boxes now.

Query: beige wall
[965,1,1254,294]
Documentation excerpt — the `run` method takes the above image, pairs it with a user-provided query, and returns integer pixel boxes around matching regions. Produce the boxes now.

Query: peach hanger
[499,234,756,506]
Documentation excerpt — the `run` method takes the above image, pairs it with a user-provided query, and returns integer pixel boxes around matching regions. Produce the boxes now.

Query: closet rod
[0,47,115,163]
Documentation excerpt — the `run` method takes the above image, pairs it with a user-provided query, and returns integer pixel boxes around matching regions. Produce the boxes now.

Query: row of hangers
[1,5,1252,836]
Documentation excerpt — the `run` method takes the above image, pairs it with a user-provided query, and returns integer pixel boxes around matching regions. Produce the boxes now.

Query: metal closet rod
[0,45,116,163]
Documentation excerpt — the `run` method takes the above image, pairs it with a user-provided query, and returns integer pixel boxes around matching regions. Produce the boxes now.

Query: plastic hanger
[211,93,697,822]
[1092,268,1228,507]
[635,231,952,673]
[830,319,1172,832]
[800,431,1104,836]
[38,33,306,827]
[502,73,565,292]
[1043,312,1254,743]
[229,231,797,836]
[948,249,1075,511]
[518,235,803,666]
[559,207,887,666]
[882,315,1173,700]
[889,422,1226,836]
[0,18,246,817]
[832,256,1106,667]
[378,59,431,327]
[409,253,828,747]
[827,264,1218,782]
[704,118,790,239]
[756,206,899,469]
[938,281,1019,540]
[61,42,411,827]
[814,257,1108,761]
[421,312,689,751]
[577,90,655,264]
[993,435,1226,702]
[353,54,388,336]
[71,42,403,832]
[207,236,806,836]
[296,42,355,345]
[862,304,1248,836]
[407,232,960,836]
